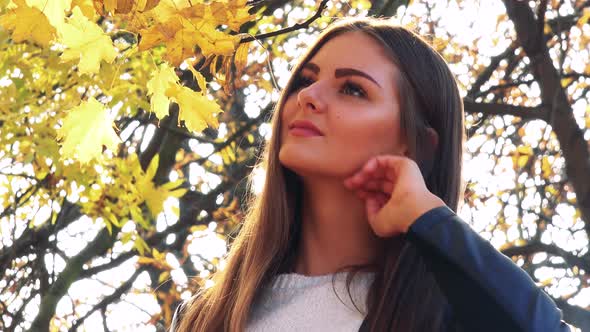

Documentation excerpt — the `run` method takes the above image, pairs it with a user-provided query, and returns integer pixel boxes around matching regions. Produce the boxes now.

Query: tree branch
[239,0,329,43]
[502,0,590,236]
[472,78,535,100]
[467,42,518,99]
[69,267,146,331]
[0,200,80,275]
[463,99,549,121]
[368,0,413,17]
[501,242,590,271]
[553,299,590,332]
[28,228,120,332]
[80,254,135,279]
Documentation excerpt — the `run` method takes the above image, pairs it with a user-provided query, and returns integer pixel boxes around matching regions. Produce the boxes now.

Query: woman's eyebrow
[301,62,381,88]
[335,68,381,88]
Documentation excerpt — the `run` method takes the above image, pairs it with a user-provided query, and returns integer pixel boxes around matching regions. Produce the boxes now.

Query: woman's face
[279,31,407,178]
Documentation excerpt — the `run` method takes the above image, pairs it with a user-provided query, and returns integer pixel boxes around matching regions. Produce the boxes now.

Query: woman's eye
[288,75,366,99]
[289,75,314,93]
[341,81,367,98]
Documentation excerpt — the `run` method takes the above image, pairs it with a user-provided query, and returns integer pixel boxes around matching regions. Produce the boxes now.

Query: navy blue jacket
[171,206,573,331]
[392,206,572,332]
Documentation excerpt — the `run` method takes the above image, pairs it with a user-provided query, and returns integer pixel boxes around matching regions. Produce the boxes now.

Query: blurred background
[1,0,589,331]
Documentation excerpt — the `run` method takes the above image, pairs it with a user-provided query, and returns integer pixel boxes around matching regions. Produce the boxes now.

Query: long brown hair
[175,17,466,332]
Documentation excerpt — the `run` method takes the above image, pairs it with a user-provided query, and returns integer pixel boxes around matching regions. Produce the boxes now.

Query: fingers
[374,155,404,182]
[375,155,422,182]
[365,196,379,221]
[365,192,389,225]
[344,156,397,192]
[362,179,394,193]
[344,155,429,238]
[344,158,378,186]
[345,158,382,186]
[345,176,393,195]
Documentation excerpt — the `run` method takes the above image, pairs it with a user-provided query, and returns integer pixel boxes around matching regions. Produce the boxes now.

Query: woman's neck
[292,176,387,276]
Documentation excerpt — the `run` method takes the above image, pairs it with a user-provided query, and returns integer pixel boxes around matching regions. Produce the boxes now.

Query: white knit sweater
[246,272,375,332]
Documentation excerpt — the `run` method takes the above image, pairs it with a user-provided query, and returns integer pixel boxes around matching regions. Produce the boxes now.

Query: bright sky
[1,1,588,331]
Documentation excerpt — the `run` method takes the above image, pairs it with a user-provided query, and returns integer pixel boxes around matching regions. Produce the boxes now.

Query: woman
[171,17,573,331]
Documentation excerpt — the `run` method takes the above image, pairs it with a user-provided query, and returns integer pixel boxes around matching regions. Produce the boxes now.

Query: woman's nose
[296,82,326,113]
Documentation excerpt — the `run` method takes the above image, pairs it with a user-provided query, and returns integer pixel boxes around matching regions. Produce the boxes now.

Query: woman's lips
[288,120,324,136]
[289,127,323,137]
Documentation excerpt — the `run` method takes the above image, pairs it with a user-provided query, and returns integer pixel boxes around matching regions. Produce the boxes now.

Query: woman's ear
[399,127,437,158]
[400,142,410,158]
[417,127,439,179]
[427,127,439,150]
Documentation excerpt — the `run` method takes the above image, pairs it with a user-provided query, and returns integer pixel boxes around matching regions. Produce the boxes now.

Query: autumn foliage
[1,0,590,331]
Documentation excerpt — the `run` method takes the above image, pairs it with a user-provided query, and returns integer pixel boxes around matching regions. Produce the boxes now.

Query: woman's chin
[279,158,354,180]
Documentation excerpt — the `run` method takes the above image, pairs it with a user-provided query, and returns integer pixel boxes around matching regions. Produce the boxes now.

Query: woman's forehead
[305,32,400,88]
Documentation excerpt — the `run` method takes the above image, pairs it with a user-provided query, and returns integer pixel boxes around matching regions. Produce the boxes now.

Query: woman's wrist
[401,193,446,233]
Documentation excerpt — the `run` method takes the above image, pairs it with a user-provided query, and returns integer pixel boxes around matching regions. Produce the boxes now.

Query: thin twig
[239,0,329,43]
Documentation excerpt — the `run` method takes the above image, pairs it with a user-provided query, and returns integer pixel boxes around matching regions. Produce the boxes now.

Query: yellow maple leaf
[149,0,192,22]
[137,17,182,51]
[166,23,200,66]
[0,0,56,47]
[577,8,590,27]
[166,84,223,132]
[223,4,254,31]
[146,62,179,119]
[138,15,240,65]
[136,154,187,217]
[141,181,170,217]
[194,22,240,57]
[130,0,192,34]
[57,97,121,163]
[139,0,162,12]
[140,16,200,65]
[92,0,116,15]
[233,42,249,75]
[93,0,161,14]
[134,235,150,255]
[541,156,552,178]
[185,60,207,92]
[205,1,252,31]
[27,0,71,30]
[207,2,228,24]
[59,6,117,74]
[232,0,249,6]
[71,0,98,20]
[138,251,172,277]
[511,145,533,169]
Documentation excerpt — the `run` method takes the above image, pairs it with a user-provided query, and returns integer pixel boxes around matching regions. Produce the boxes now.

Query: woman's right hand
[343,155,445,238]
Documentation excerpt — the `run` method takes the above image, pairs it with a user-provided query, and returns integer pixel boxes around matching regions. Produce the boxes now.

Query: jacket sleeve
[406,205,572,332]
